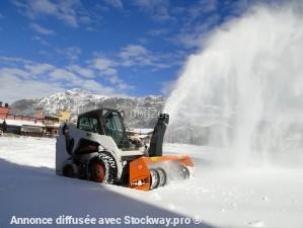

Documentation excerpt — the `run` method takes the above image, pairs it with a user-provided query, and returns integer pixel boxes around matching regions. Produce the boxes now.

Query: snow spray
[164,3,303,167]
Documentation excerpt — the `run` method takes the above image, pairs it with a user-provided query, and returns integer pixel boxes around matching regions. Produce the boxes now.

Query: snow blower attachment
[56,109,193,191]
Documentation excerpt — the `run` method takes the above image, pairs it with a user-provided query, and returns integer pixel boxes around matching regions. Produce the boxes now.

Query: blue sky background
[0,0,277,102]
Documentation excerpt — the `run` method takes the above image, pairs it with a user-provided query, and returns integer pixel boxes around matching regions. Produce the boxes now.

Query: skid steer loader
[56,108,193,191]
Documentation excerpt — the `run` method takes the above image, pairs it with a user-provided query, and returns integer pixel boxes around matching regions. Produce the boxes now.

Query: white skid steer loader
[56,108,193,191]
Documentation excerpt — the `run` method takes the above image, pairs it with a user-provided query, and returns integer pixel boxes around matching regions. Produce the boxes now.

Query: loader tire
[63,164,76,178]
[89,152,117,184]
[179,165,190,179]
[156,168,167,187]
[150,169,160,190]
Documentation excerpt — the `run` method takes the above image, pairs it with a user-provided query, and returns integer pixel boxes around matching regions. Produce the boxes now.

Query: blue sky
[0,0,255,102]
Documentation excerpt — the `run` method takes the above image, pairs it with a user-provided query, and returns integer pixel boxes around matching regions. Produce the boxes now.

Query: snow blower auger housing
[56,108,193,191]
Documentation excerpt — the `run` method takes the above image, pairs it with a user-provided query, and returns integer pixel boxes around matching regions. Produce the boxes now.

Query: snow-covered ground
[1,136,303,227]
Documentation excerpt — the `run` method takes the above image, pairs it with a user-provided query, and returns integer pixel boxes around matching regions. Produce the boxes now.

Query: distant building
[0,102,9,119]
[34,108,44,121]
[0,102,59,137]
[57,111,71,123]
[2,118,44,136]
[126,128,153,145]
[21,123,44,137]
[43,116,60,136]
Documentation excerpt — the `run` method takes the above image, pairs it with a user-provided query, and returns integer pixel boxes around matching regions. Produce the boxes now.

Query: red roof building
[0,102,10,119]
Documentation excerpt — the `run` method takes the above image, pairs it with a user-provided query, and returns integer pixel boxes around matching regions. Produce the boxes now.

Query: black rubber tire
[156,168,167,187]
[179,165,190,179]
[89,152,117,184]
[63,164,75,178]
[150,168,160,190]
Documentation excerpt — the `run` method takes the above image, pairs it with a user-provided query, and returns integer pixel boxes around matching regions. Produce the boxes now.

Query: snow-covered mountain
[10,89,165,128]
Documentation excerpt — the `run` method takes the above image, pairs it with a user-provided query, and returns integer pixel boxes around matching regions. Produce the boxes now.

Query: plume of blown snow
[164,3,303,167]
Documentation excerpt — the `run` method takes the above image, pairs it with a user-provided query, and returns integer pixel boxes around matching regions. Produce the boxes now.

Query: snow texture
[1,136,303,227]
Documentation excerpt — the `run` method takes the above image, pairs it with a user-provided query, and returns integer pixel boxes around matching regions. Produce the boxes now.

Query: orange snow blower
[129,155,193,191]
[56,109,193,191]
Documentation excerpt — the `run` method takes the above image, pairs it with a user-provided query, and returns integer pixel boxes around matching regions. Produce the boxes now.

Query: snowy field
[1,136,303,227]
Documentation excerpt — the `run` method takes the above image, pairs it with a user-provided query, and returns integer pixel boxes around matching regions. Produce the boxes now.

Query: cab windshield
[104,111,125,146]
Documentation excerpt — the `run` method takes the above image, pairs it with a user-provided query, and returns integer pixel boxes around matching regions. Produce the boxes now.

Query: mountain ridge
[10,89,165,128]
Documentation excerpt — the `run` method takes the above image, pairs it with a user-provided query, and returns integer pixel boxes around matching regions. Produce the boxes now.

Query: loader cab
[77,109,130,149]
